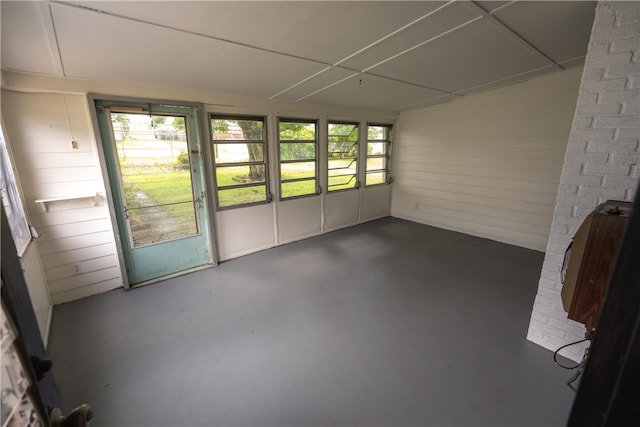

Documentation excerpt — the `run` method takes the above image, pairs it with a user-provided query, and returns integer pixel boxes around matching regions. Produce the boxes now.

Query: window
[366,124,393,186]
[211,115,269,209]
[0,128,31,255]
[327,122,359,192]
[278,119,318,199]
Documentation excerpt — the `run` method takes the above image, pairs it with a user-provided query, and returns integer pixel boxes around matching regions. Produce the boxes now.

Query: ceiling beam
[333,1,455,68]
[38,2,65,77]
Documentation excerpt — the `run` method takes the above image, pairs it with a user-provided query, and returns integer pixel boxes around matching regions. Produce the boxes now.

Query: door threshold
[126,263,215,290]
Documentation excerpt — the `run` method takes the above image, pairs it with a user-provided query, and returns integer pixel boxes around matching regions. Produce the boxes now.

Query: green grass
[119,162,196,243]
[218,186,267,207]
[121,163,192,202]
[119,157,384,220]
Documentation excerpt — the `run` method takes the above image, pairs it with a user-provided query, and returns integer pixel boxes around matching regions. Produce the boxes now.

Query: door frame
[88,94,218,288]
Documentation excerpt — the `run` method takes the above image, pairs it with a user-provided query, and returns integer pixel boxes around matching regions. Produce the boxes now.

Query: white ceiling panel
[475,1,512,13]
[341,2,481,72]
[1,1,597,113]
[492,1,596,63]
[271,67,358,101]
[304,73,446,112]
[50,3,326,98]
[368,18,552,93]
[0,2,59,75]
[65,1,446,65]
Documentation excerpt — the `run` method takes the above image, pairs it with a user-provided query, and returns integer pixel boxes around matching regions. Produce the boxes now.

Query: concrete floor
[48,218,575,426]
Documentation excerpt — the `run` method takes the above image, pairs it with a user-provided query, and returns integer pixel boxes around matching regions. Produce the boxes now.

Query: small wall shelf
[35,193,102,212]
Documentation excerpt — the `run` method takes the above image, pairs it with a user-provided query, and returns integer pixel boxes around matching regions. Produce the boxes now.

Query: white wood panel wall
[392,68,583,251]
[2,91,122,304]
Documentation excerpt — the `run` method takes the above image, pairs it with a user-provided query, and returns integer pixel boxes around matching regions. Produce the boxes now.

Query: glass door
[96,100,213,285]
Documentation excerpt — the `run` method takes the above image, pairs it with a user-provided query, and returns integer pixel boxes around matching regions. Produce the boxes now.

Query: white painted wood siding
[392,69,583,251]
[2,91,122,304]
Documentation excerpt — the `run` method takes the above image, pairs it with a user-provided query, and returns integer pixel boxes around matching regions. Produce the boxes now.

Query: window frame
[365,123,393,187]
[277,118,319,201]
[210,114,271,210]
[326,121,360,193]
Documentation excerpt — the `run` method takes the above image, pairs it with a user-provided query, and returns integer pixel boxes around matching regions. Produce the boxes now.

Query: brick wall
[527,1,640,362]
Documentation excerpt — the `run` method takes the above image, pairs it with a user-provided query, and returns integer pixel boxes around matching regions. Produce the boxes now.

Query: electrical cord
[553,337,590,369]
[553,337,591,392]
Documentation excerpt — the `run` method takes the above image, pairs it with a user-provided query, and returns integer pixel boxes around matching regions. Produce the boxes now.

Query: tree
[328,124,357,159]
[113,114,130,139]
[150,116,166,129]
[236,120,265,181]
[279,122,315,161]
[172,117,185,132]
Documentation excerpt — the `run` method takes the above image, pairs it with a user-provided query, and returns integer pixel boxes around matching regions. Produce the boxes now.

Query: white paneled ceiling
[1,1,596,112]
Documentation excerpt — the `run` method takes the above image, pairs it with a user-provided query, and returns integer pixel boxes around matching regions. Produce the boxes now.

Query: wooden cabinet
[561,200,632,335]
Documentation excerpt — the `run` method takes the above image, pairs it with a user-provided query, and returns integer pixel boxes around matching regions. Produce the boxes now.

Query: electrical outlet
[70,263,82,274]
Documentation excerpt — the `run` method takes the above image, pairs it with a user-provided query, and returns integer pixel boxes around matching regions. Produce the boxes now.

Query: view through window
[111,112,199,246]
[211,116,269,209]
[279,119,318,199]
[327,122,359,192]
[366,124,392,186]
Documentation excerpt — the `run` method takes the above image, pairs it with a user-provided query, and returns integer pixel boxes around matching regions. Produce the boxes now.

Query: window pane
[366,157,386,171]
[129,201,198,246]
[218,185,267,207]
[328,159,356,175]
[214,143,264,163]
[366,172,387,186]
[281,162,315,180]
[367,125,390,140]
[113,113,200,246]
[367,142,387,156]
[280,142,315,161]
[122,170,193,209]
[328,175,357,191]
[328,122,358,193]
[281,180,316,198]
[328,123,358,142]
[279,121,315,140]
[211,115,268,209]
[328,141,357,158]
[279,120,317,199]
[216,165,266,187]
[366,124,391,188]
[328,157,357,191]
[212,119,263,141]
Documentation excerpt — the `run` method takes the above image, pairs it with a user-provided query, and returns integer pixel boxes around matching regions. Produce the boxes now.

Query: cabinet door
[561,215,593,312]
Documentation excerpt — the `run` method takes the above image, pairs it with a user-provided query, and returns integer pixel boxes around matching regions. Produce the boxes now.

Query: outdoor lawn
[112,113,388,245]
